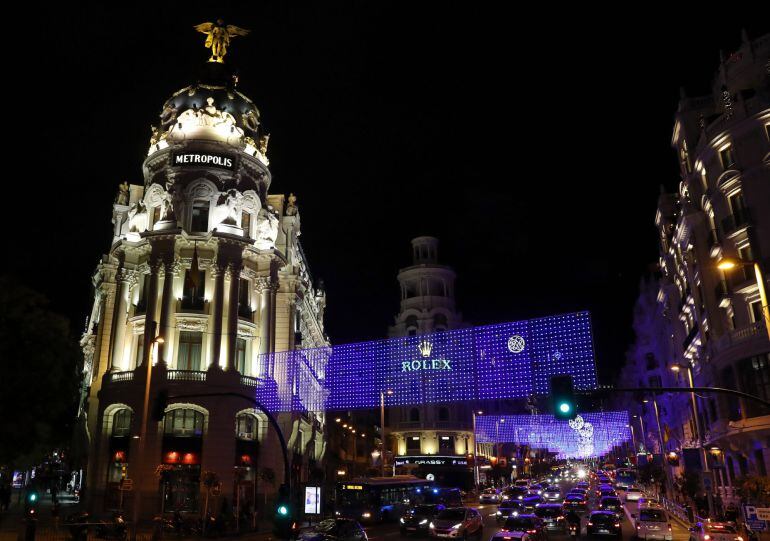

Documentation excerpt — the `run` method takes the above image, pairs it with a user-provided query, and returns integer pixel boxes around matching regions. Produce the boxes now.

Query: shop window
[164,409,204,437]
[181,270,205,310]
[407,435,421,453]
[176,332,202,371]
[439,435,454,453]
[112,409,133,437]
[191,201,210,232]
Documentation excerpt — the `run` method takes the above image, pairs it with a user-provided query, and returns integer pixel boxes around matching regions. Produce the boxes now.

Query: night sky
[6,4,768,383]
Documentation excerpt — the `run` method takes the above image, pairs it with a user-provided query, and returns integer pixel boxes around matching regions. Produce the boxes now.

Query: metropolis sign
[172,152,235,170]
[254,311,598,413]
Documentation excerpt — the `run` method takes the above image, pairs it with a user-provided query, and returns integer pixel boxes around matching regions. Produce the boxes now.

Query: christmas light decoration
[253,311,597,413]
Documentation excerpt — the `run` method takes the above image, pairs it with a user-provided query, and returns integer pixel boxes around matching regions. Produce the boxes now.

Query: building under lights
[618,31,769,505]
[79,46,329,519]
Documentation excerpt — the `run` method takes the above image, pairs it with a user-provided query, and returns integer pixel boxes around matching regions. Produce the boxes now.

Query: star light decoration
[253,311,598,413]
[475,412,630,459]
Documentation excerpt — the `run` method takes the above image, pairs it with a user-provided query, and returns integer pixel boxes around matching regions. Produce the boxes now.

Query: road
[362,478,692,541]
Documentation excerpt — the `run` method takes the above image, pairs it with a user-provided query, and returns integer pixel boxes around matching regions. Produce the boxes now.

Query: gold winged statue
[194,19,250,63]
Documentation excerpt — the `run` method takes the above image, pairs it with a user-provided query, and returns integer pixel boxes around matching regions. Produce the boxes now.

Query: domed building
[80,51,329,521]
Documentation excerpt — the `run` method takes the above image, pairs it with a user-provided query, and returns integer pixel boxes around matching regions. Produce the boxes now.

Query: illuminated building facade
[79,58,329,519]
[619,31,769,505]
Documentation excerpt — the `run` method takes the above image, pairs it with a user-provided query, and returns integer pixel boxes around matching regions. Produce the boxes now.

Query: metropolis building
[79,50,329,518]
[620,31,769,505]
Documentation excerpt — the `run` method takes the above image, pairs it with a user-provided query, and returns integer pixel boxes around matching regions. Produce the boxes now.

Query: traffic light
[151,389,169,422]
[551,375,577,420]
[24,490,39,517]
[273,484,295,539]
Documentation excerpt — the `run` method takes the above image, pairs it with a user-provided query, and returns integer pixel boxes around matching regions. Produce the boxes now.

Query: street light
[380,389,393,477]
[717,257,770,340]
[472,410,483,490]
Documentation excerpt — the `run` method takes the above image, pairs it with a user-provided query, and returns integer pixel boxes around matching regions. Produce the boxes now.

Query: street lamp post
[472,410,483,491]
[380,389,393,477]
[717,258,770,340]
[130,328,164,540]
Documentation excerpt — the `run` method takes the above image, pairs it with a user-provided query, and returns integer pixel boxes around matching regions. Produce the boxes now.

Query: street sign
[118,479,133,491]
[743,506,768,531]
[756,508,770,522]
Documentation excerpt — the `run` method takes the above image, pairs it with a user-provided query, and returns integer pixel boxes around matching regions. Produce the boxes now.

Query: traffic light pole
[609,386,770,409]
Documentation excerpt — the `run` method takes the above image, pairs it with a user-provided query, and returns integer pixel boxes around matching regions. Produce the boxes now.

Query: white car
[689,521,743,541]
[625,487,643,502]
[479,488,501,504]
[635,507,672,541]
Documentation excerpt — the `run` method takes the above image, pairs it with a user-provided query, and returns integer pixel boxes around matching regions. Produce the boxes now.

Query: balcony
[180,295,205,311]
[110,371,135,383]
[683,326,699,351]
[709,320,768,357]
[167,370,207,382]
[240,375,265,387]
[238,303,254,320]
[721,208,751,236]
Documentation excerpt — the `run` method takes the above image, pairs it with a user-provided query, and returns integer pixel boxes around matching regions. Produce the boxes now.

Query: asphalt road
[362,478,692,541]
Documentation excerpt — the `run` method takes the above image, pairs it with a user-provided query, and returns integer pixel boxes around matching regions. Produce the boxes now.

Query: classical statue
[127,201,148,233]
[116,181,129,205]
[159,190,175,221]
[255,206,279,250]
[213,189,241,225]
[194,20,250,63]
[286,193,298,216]
[258,133,270,155]
[159,102,178,129]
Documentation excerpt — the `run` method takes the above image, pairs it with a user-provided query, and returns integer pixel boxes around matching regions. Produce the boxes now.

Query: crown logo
[418,340,433,358]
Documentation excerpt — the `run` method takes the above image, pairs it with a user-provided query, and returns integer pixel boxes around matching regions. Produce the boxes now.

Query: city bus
[614,468,638,489]
[335,476,435,523]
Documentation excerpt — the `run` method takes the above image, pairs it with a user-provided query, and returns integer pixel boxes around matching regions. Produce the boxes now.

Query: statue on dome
[258,133,270,155]
[160,103,178,129]
[116,181,129,206]
[194,20,250,63]
[286,193,298,216]
[255,206,279,250]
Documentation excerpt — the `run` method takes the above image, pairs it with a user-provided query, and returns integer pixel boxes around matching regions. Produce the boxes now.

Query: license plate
[407,528,417,531]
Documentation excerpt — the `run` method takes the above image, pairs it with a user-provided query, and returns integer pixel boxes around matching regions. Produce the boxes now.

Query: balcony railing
[110,371,134,383]
[167,370,207,382]
[240,375,265,387]
[710,320,768,356]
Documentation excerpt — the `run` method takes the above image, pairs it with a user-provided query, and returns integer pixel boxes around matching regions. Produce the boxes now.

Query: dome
[148,62,269,162]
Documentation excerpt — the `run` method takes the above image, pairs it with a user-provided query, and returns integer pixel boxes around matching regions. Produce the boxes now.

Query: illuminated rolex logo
[418,340,433,357]
[401,340,451,372]
[507,335,526,353]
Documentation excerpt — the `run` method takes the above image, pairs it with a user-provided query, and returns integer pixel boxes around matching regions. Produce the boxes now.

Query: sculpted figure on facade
[159,102,178,129]
[159,190,176,221]
[258,133,270,155]
[286,193,298,216]
[116,181,129,205]
[255,206,279,250]
[213,189,242,226]
[127,200,149,232]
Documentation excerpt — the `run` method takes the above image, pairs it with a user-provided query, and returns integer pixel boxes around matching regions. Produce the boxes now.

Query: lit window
[164,409,204,437]
[191,201,210,232]
[236,338,247,373]
[720,145,736,169]
[112,409,133,437]
[176,331,202,371]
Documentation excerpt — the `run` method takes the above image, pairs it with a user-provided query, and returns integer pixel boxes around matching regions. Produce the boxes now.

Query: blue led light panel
[475,412,631,459]
[254,311,597,412]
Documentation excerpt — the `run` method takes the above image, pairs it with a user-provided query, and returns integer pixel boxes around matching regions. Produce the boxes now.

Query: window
[241,212,251,235]
[645,353,659,371]
[164,409,204,437]
[134,334,145,369]
[236,413,258,440]
[238,278,252,319]
[112,409,133,437]
[434,313,448,331]
[152,206,161,224]
[191,201,210,232]
[407,435,421,453]
[176,331,202,371]
[439,435,454,453]
[405,315,418,335]
[648,375,662,388]
[135,274,151,314]
[737,354,770,418]
[409,408,420,422]
[181,270,205,310]
[680,141,692,173]
[404,282,418,299]
[721,366,742,421]
[236,338,247,373]
[750,300,764,324]
[720,145,736,169]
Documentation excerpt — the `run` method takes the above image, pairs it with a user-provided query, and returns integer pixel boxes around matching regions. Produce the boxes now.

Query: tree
[737,475,770,506]
[639,461,667,495]
[0,276,82,467]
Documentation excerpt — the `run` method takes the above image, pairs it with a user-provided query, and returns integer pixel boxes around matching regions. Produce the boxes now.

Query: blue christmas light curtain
[475,412,631,459]
[254,311,598,413]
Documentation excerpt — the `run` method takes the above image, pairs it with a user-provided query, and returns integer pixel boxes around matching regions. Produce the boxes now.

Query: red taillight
[615,523,620,528]
[588,522,593,527]
[527,530,537,534]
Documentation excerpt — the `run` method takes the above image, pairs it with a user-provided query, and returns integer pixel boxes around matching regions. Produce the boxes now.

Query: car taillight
[615,523,620,528]
[668,525,673,532]
[588,522,593,527]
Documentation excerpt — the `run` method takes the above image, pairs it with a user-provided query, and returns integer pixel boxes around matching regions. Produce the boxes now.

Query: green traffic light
[558,402,571,413]
[277,505,289,516]
[29,494,37,502]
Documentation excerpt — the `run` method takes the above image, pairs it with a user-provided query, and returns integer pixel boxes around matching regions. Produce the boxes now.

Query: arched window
[410,408,420,422]
[164,409,204,437]
[236,413,258,440]
[438,407,449,421]
[112,409,133,437]
[434,313,448,331]
[405,315,418,335]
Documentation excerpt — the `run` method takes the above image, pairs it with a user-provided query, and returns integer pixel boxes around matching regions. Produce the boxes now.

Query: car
[562,494,587,512]
[529,483,545,494]
[401,505,446,536]
[542,486,561,501]
[533,504,566,533]
[598,496,623,518]
[496,502,527,524]
[514,480,531,488]
[586,511,622,538]
[575,482,590,490]
[635,508,672,541]
[625,487,643,502]
[638,497,662,509]
[597,487,617,499]
[429,507,483,539]
[568,488,588,499]
[298,519,368,541]
[488,532,531,541]
[522,496,544,512]
[688,521,743,541]
[479,488,501,504]
[500,514,546,541]
[501,487,529,503]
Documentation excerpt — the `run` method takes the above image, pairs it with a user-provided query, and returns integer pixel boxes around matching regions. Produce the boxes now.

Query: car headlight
[452,524,462,530]
[362,513,371,518]
[335,511,340,516]
[400,518,405,524]
[496,511,502,516]
[429,523,435,529]
[420,519,428,525]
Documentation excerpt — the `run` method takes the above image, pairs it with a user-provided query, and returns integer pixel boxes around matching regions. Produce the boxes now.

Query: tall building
[79,46,329,520]
[619,31,769,505]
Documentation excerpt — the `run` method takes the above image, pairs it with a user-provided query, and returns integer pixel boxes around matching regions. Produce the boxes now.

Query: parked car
[635,508,672,541]
[401,505,446,536]
[500,515,546,541]
[496,502,527,525]
[688,521,743,541]
[625,487,643,502]
[429,507,483,539]
[533,504,566,533]
[479,488,501,504]
[586,511,622,538]
[298,519,368,541]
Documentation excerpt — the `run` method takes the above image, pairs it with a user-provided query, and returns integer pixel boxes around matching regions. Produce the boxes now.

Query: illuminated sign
[254,311,597,413]
[172,152,235,170]
[304,486,321,514]
[342,485,363,490]
[394,456,469,467]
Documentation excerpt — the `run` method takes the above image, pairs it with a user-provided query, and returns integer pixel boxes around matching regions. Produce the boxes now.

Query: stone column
[209,261,226,370]
[108,269,132,372]
[256,277,277,376]
[157,260,178,366]
[225,261,242,371]
[141,261,161,366]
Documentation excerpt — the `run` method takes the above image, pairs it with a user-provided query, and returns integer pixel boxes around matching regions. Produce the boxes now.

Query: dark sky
[6,4,768,383]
